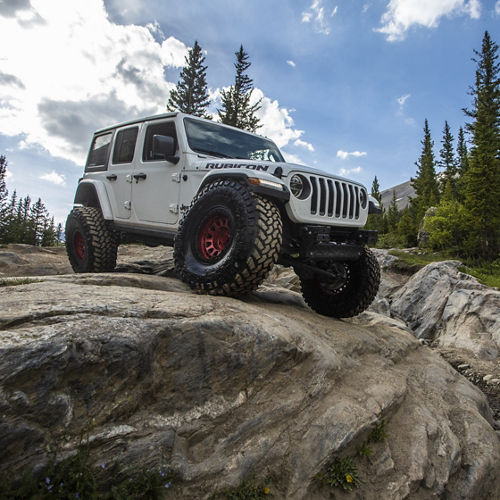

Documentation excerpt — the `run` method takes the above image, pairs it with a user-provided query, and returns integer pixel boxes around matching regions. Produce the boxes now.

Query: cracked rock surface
[1,264,499,498]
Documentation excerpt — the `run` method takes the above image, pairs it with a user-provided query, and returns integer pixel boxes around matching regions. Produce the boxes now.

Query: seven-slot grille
[309,175,362,220]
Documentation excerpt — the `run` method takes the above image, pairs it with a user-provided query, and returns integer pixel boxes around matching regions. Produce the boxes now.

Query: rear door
[106,126,140,219]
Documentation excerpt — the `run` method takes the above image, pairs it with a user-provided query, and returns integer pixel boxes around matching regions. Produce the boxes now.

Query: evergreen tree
[397,205,419,248]
[410,119,440,221]
[462,31,500,260]
[365,176,384,232]
[386,190,400,232]
[371,176,382,204]
[438,121,458,199]
[30,197,48,246]
[0,157,61,246]
[0,155,8,241]
[456,127,469,202]
[456,127,469,177]
[218,45,261,132]
[167,40,210,118]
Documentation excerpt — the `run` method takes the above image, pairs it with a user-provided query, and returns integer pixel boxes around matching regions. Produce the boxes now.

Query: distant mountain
[380,180,415,211]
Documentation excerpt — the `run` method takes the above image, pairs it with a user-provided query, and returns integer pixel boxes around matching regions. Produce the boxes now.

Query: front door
[131,119,182,225]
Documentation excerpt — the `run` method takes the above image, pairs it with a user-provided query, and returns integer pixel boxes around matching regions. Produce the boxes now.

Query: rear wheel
[174,179,282,295]
[299,247,380,318]
[65,206,118,273]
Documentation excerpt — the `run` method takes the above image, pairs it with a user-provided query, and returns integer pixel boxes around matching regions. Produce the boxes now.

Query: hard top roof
[94,112,179,135]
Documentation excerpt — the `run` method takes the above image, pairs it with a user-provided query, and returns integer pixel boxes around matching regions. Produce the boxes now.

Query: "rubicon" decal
[206,162,269,172]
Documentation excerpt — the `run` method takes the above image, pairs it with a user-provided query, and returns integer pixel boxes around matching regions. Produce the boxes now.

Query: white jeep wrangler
[66,112,381,317]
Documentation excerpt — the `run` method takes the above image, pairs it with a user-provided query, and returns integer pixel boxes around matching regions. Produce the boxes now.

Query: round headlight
[289,174,310,199]
[359,188,368,209]
[290,174,304,198]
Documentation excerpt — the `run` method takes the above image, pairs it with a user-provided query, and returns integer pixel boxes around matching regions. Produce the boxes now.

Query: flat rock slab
[1,274,499,499]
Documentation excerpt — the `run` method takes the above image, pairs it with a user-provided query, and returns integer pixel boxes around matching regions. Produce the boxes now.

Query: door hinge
[169,204,179,214]
[171,173,181,183]
[124,201,131,210]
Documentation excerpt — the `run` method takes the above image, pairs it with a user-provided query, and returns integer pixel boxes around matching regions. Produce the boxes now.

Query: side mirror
[152,135,179,164]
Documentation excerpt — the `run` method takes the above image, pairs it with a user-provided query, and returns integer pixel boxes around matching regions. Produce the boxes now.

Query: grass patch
[316,457,360,492]
[388,250,451,272]
[388,249,500,288]
[459,265,500,289]
[211,478,272,499]
[0,444,178,500]
[0,277,43,287]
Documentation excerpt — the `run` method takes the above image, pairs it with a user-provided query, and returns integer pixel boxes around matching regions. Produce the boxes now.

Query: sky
[1,0,499,223]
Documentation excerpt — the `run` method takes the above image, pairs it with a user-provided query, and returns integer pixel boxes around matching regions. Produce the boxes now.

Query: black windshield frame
[183,118,285,162]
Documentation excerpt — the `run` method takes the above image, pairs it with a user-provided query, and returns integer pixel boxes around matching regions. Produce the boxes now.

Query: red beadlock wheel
[74,231,86,261]
[198,214,231,260]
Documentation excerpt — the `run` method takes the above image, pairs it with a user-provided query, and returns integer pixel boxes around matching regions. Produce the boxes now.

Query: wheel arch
[198,170,290,205]
[73,180,113,220]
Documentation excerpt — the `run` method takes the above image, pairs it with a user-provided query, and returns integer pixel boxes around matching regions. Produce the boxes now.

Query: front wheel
[65,206,118,273]
[174,179,282,295]
[299,247,380,318]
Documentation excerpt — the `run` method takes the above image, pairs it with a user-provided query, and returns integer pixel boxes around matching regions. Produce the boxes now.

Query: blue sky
[1,0,499,223]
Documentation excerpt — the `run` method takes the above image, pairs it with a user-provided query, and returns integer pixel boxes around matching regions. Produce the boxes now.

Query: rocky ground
[1,243,499,498]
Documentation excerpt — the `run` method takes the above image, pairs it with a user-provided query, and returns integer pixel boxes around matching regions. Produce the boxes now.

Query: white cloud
[0,0,188,165]
[336,150,367,160]
[339,166,362,176]
[294,139,315,152]
[41,170,66,186]
[377,0,481,42]
[301,0,338,35]
[281,151,304,165]
[146,20,165,41]
[286,60,296,68]
[250,88,307,150]
[495,1,500,15]
[397,93,411,108]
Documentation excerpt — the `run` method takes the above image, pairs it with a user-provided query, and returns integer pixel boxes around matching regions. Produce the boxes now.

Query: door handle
[106,174,117,181]
[133,173,147,183]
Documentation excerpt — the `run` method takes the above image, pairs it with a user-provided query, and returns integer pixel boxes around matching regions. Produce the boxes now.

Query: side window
[112,127,139,164]
[86,133,113,168]
[143,121,177,161]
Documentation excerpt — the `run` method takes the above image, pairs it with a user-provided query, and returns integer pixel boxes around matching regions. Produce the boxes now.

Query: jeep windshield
[184,117,285,162]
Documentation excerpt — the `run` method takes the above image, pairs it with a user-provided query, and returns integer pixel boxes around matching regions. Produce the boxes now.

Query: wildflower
[75,494,80,499]
[100,463,106,469]
[45,477,51,485]
[159,469,165,477]
[165,481,172,488]
[345,474,353,483]
[264,486,270,495]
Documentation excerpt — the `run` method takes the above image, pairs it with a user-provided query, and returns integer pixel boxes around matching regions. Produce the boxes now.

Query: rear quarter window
[86,132,113,170]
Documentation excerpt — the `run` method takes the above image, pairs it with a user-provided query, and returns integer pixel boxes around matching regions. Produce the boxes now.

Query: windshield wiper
[195,148,234,159]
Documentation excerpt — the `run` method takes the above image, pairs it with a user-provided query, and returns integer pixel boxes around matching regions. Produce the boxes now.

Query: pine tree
[0,155,8,241]
[462,31,500,260]
[30,197,48,246]
[386,190,400,232]
[218,45,261,132]
[411,119,440,221]
[167,40,210,118]
[371,176,382,204]
[365,176,384,232]
[456,127,469,202]
[438,121,458,199]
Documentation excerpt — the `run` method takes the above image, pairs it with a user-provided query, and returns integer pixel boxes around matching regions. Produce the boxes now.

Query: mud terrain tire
[65,206,117,273]
[174,179,282,295]
[299,247,380,318]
